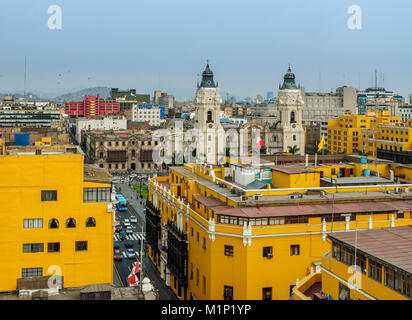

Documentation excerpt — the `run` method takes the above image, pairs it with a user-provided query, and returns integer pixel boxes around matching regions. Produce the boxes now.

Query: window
[41,190,57,201]
[196,269,199,287]
[262,287,272,300]
[66,218,76,228]
[190,263,193,280]
[203,276,206,295]
[83,188,111,202]
[397,212,404,219]
[197,232,199,242]
[191,227,194,237]
[23,219,43,229]
[22,268,42,278]
[293,135,296,141]
[75,241,88,251]
[224,286,233,300]
[224,245,234,257]
[290,245,300,256]
[368,259,382,283]
[339,282,350,300]
[263,246,273,258]
[48,218,59,229]
[48,242,60,253]
[202,237,206,250]
[23,243,44,253]
[86,217,96,227]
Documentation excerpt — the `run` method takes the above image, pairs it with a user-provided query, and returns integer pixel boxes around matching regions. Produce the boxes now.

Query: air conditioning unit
[395,187,401,194]
[241,195,249,201]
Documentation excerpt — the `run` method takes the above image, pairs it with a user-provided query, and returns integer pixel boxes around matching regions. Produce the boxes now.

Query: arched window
[99,152,103,159]
[207,110,213,122]
[49,218,59,229]
[66,218,76,228]
[290,111,296,123]
[86,217,96,228]
[273,136,277,142]
[132,150,136,157]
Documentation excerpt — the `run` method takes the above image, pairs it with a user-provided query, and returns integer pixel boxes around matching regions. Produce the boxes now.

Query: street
[112,178,178,300]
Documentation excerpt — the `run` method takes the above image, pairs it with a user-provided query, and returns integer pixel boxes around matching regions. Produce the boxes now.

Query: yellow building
[145,159,412,300]
[327,110,402,155]
[0,143,114,292]
[294,226,412,300]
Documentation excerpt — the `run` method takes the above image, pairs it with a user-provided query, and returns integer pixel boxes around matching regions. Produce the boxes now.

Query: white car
[130,216,137,224]
[123,219,131,227]
[126,226,133,234]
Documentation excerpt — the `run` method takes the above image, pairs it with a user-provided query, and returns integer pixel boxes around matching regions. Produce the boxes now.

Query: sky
[0,0,411,100]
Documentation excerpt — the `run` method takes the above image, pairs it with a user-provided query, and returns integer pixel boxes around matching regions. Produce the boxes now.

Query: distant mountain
[52,87,112,102]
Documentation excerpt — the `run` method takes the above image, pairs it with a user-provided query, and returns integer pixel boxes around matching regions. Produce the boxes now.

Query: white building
[132,105,162,126]
[75,115,127,144]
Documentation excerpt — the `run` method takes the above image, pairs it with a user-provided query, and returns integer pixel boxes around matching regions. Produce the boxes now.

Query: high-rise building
[65,95,120,118]
[357,87,403,116]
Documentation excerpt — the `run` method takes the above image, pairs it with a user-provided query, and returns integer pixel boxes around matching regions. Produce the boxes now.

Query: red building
[65,95,120,118]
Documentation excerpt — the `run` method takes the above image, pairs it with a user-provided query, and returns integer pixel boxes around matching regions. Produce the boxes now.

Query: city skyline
[0,0,411,100]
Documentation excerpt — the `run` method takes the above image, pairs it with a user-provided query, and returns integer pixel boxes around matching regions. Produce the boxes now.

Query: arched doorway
[131,163,136,170]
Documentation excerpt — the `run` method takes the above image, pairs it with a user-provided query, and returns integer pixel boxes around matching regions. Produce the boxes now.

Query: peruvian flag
[257,137,264,150]
[133,260,140,274]
[128,273,137,285]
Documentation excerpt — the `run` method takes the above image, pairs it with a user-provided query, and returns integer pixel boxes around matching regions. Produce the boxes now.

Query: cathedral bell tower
[194,63,224,164]
[275,66,305,155]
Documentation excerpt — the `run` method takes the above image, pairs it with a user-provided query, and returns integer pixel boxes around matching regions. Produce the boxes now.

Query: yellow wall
[0,153,113,291]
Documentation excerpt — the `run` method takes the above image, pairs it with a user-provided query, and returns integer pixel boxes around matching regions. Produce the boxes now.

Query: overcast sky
[0,0,411,100]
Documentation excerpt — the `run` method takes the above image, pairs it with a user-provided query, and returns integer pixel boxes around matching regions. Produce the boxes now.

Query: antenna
[374,69,378,89]
[24,56,27,97]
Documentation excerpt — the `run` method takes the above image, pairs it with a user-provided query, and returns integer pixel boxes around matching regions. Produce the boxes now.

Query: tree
[287,145,300,155]
[358,150,372,157]
[260,145,267,154]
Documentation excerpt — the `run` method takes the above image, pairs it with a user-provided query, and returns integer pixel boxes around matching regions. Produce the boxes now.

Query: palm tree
[287,145,300,155]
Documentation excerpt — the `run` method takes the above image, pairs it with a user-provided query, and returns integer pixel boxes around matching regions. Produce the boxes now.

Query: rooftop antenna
[374,68,378,89]
[24,56,27,97]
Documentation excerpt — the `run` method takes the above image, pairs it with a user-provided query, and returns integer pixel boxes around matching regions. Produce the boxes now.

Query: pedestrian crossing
[114,232,145,241]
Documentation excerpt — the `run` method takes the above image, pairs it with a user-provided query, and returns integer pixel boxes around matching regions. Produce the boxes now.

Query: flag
[128,273,137,285]
[317,134,325,152]
[257,137,264,150]
[133,260,139,274]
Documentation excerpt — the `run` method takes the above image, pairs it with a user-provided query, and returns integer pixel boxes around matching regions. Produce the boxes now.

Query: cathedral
[163,63,306,166]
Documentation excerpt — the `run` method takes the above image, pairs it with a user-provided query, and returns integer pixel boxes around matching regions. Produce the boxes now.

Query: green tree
[287,145,300,155]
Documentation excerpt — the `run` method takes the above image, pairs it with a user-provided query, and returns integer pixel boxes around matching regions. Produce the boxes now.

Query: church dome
[199,63,217,88]
[280,65,298,89]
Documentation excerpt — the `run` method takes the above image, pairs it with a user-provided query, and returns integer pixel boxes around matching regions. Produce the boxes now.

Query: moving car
[126,226,133,234]
[129,216,137,224]
[126,248,136,259]
[124,240,133,248]
[114,249,122,261]
[123,219,131,227]
[115,224,122,232]
[119,231,127,240]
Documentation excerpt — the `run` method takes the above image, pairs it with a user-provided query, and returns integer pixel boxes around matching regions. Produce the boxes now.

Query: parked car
[126,226,133,234]
[129,216,137,224]
[124,240,133,248]
[113,241,120,249]
[119,231,127,240]
[126,248,136,259]
[115,225,122,232]
[123,219,131,227]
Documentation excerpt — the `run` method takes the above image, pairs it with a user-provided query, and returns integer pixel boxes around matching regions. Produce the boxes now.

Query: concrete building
[111,88,150,121]
[0,109,62,128]
[74,115,128,146]
[65,95,120,118]
[0,141,114,292]
[399,105,412,122]
[132,104,165,126]
[146,154,412,300]
[358,87,403,116]
[84,131,165,174]
[153,91,174,118]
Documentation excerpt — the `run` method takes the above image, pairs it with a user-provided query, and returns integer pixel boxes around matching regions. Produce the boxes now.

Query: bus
[115,194,128,212]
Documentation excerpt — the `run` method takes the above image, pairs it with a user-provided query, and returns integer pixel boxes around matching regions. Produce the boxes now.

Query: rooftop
[329,226,412,275]
[84,164,112,183]
[4,145,82,156]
